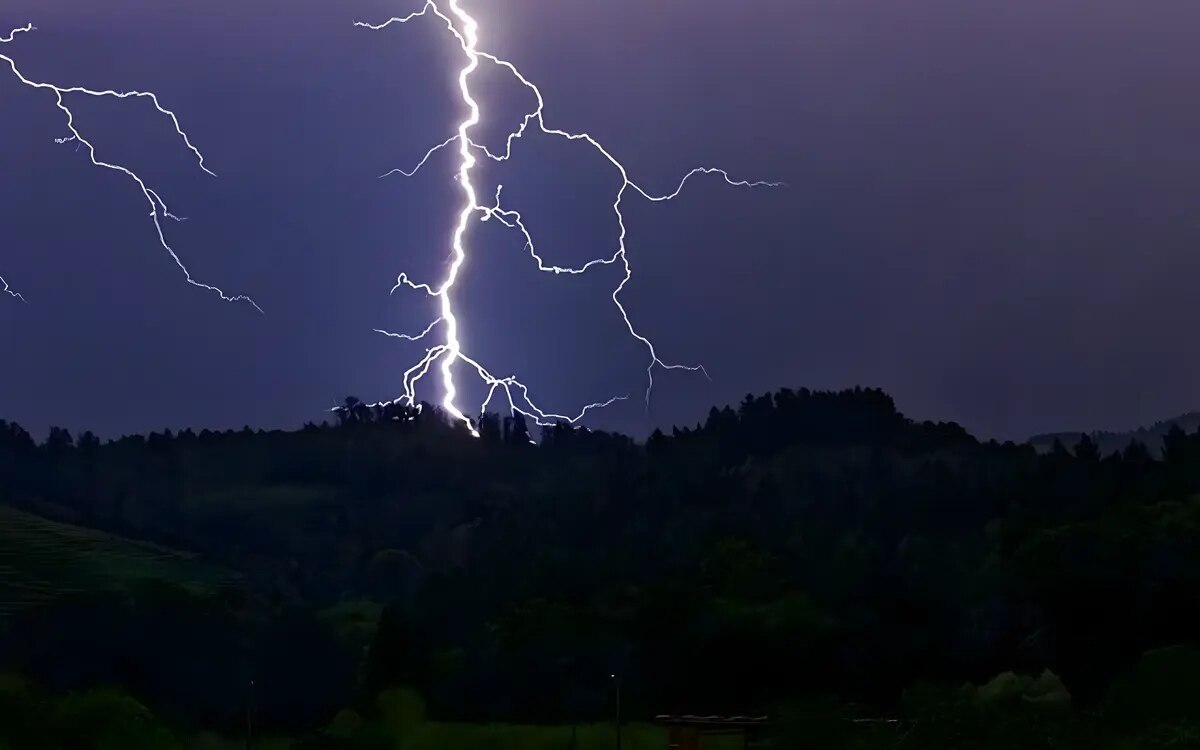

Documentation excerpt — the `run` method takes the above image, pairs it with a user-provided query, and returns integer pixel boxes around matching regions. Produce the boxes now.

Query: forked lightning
[358,1,783,432]
[1,22,260,311]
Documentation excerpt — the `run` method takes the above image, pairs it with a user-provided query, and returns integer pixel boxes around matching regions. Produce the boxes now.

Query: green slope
[0,505,238,617]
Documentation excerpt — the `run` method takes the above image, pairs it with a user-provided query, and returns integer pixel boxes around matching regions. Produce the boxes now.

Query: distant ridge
[1028,411,1200,457]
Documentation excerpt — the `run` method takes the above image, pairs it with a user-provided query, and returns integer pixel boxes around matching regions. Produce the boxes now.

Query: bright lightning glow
[356,2,783,431]
[1,23,260,311]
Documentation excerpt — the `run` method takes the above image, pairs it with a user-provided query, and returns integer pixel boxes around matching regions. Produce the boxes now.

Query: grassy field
[284,690,751,750]
[182,691,751,750]
[0,504,239,617]
[186,722,746,750]
[378,722,743,750]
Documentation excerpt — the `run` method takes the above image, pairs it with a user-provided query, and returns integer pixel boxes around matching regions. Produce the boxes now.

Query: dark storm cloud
[2,0,1198,440]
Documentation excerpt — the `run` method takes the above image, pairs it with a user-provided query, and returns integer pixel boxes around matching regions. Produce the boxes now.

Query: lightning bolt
[1,274,26,303]
[356,2,782,431]
[1,23,261,311]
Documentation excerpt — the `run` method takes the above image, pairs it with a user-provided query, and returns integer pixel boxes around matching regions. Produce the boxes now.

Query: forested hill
[1029,410,1200,457]
[2,386,1200,745]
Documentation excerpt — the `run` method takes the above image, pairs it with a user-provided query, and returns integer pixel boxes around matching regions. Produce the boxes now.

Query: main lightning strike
[356,2,782,430]
[0,23,260,311]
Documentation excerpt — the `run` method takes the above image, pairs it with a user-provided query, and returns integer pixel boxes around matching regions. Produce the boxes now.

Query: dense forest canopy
[2,386,1200,747]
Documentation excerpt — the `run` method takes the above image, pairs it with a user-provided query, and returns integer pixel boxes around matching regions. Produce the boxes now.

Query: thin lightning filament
[1,23,260,311]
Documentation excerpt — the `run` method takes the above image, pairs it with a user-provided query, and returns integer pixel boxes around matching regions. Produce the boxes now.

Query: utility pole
[611,674,622,750]
[245,678,255,750]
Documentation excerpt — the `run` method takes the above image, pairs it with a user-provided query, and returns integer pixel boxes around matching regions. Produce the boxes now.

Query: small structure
[652,714,770,750]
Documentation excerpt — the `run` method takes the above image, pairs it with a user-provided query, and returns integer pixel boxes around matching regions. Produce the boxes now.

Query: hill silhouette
[1029,411,1200,457]
[2,386,1200,747]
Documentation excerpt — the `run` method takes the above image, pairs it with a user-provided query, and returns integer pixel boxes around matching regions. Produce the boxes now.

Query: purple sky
[2,0,1199,440]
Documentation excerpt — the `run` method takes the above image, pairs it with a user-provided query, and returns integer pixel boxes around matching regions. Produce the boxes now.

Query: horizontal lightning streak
[482,185,622,276]
[0,22,34,44]
[1,23,260,311]
[373,316,443,342]
[391,272,439,296]
[356,3,782,429]
[379,135,459,178]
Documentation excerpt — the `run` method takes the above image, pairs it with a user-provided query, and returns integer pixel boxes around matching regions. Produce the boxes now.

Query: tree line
[1,386,1199,745]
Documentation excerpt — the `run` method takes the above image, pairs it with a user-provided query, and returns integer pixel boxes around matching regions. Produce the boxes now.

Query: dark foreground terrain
[2,387,1199,748]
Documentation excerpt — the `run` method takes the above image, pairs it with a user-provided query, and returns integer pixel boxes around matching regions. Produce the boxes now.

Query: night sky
[2,0,1198,441]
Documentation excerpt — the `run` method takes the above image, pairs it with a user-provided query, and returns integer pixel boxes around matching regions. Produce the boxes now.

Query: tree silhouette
[504,413,531,446]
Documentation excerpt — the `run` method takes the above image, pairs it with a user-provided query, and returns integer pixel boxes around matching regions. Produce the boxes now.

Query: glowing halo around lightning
[355,1,783,432]
[0,22,260,311]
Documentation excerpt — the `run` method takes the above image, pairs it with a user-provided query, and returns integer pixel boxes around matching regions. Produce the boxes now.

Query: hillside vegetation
[0,504,237,617]
[2,387,1200,747]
